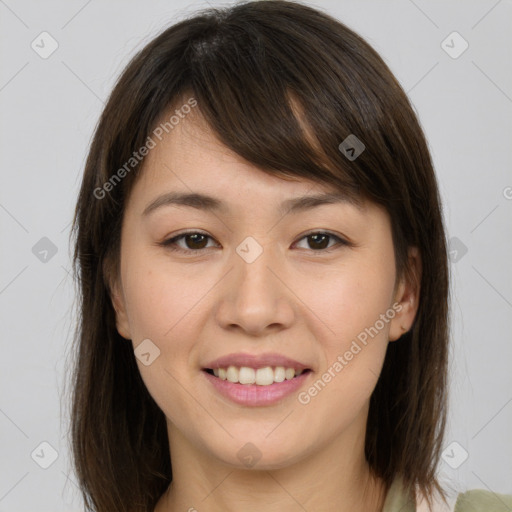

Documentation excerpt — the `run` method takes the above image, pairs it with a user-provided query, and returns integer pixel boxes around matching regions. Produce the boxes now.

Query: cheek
[121,248,218,390]
[121,254,206,425]
[292,255,395,413]
[293,262,394,437]
[122,248,204,344]
[298,256,396,350]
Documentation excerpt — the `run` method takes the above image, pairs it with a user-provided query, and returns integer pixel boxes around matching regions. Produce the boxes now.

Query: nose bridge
[236,236,275,288]
[216,235,294,334]
[235,234,279,302]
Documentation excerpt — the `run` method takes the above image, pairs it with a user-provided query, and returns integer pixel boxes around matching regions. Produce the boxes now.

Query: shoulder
[454,488,512,512]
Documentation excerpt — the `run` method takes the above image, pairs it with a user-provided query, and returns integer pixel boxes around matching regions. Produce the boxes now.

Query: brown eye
[160,230,350,255]
[307,233,330,250]
[160,231,218,254]
[182,233,209,249]
[294,231,348,251]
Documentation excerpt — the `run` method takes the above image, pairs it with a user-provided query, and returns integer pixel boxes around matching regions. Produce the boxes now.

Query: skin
[109,105,421,512]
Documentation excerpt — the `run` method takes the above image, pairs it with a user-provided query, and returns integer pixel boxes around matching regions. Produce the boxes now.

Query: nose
[214,238,296,337]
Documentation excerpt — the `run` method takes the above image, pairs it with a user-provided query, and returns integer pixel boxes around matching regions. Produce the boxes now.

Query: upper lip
[204,352,311,371]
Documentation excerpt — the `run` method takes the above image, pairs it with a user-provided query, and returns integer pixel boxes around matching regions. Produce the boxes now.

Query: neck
[155,413,387,512]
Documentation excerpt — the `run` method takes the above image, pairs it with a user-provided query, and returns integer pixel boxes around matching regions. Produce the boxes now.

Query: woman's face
[110,109,420,470]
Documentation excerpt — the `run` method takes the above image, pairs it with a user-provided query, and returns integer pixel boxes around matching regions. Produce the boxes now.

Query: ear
[388,246,422,342]
[104,258,132,340]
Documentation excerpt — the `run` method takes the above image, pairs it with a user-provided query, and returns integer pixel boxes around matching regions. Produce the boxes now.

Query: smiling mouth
[203,366,312,386]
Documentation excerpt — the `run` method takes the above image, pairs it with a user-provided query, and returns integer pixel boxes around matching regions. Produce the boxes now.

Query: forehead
[127,110,367,217]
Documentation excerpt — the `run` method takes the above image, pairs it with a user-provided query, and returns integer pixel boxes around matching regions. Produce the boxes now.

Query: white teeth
[255,367,274,386]
[238,367,256,384]
[285,368,295,380]
[210,365,307,386]
[226,366,238,383]
[274,366,286,382]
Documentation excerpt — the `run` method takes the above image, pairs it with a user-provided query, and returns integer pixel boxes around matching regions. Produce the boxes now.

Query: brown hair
[68,1,450,510]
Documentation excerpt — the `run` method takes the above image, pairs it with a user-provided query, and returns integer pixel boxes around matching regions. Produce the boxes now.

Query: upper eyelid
[162,229,349,249]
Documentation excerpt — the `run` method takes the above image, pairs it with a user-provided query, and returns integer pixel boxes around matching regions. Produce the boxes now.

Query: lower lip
[203,370,311,407]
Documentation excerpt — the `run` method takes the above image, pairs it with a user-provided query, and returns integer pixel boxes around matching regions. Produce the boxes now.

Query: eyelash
[158,230,352,255]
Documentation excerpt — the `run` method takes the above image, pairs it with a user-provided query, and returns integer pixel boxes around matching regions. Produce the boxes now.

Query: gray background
[1,0,511,510]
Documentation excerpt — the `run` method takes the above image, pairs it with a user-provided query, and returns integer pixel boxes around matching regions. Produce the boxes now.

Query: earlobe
[106,270,132,341]
[388,247,422,342]
[110,285,132,340]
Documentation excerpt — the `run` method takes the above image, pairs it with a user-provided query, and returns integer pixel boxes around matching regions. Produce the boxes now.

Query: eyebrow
[142,190,363,217]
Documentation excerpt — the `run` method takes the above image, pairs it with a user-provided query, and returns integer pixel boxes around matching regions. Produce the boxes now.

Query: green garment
[382,476,512,512]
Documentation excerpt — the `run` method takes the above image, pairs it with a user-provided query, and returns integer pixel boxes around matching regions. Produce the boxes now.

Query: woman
[68,1,512,510]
